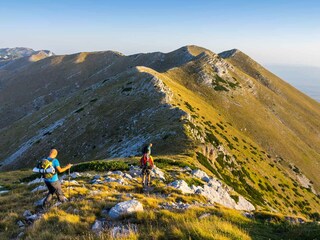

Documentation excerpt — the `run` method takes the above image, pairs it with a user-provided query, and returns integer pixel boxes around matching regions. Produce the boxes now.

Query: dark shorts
[141,166,152,176]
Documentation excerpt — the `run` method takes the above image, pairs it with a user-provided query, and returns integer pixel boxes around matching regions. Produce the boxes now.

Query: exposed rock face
[191,169,210,182]
[108,200,144,219]
[168,180,194,194]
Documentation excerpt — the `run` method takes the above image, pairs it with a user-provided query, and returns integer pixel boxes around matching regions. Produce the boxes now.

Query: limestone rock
[191,169,210,182]
[108,200,143,219]
[168,180,193,194]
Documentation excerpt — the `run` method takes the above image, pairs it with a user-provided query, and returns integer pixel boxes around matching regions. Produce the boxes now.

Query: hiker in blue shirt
[43,149,72,208]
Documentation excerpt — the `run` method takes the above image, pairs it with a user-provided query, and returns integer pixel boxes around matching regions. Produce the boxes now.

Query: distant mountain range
[0,46,319,217]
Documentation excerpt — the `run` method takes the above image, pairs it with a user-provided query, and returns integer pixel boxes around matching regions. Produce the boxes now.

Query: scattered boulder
[183,166,192,172]
[129,165,141,177]
[192,169,210,182]
[123,173,133,180]
[235,196,255,211]
[108,200,143,219]
[31,185,47,193]
[91,220,103,234]
[160,202,190,210]
[23,210,32,217]
[17,220,25,228]
[27,178,43,185]
[168,180,193,194]
[112,171,124,176]
[34,197,46,207]
[151,167,166,181]
[199,213,211,219]
[111,224,138,238]
[70,172,81,179]
[26,214,40,221]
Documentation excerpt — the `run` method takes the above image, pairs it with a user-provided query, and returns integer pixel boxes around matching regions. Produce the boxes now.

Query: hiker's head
[49,149,58,158]
[149,143,153,147]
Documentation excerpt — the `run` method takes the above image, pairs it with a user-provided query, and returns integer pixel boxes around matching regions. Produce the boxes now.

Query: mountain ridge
[0,45,320,218]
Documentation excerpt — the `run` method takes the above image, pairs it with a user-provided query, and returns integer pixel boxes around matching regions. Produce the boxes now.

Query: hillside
[0,158,320,240]
[0,45,320,222]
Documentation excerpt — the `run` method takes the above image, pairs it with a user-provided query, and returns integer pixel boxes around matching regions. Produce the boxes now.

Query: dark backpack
[37,159,55,179]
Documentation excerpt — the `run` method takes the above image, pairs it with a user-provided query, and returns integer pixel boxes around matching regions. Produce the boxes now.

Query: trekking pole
[68,167,71,200]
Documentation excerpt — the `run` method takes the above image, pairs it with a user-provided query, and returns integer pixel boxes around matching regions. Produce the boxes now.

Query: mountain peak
[218,49,241,59]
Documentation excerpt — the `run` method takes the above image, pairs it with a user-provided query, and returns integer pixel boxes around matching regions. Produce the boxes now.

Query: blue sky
[1,0,320,67]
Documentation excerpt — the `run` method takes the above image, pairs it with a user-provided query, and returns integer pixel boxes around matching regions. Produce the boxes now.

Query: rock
[235,196,255,211]
[111,224,137,238]
[168,180,194,194]
[101,209,109,216]
[26,214,40,221]
[17,220,25,228]
[183,166,192,172]
[0,190,9,194]
[108,200,144,219]
[112,171,124,176]
[70,172,81,179]
[151,167,166,181]
[123,173,133,180]
[34,197,46,207]
[17,232,24,239]
[91,220,103,233]
[27,178,43,185]
[93,175,101,180]
[23,210,32,217]
[31,185,47,193]
[192,169,210,182]
[199,213,211,219]
[129,165,141,177]
[191,185,203,193]
[62,180,79,185]
[243,212,254,219]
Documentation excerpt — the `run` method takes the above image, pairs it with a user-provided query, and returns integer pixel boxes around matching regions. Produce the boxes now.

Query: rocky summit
[0,45,320,239]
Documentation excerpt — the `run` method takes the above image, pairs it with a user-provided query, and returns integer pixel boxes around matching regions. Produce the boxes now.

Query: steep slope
[0,45,320,218]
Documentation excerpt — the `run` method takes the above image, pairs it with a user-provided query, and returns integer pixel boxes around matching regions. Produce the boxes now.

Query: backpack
[140,154,153,168]
[36,159,56,179]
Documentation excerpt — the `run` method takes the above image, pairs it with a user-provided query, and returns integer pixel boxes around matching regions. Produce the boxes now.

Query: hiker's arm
[56,164,73,173]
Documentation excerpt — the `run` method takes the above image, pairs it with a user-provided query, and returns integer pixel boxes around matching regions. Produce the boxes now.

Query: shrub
[72,160,129,172]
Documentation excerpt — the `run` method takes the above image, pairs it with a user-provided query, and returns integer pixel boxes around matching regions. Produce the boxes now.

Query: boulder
[70,172,81,179]
[23,210,32,217]
[151,167,166,181]
[17,220,25,228]
[235,196,255,211]
[34,197,46,207]
[129,165,141,177]
[183,166,192,172]
[27,178,43,185]
[111,225,137,238]
[31,185,47,193]
[123,173,133,180]
[191,169,210,182]
[108,200,143,219]
[168,180,194,194]
[91,220,103,233]
[112,171,124,176]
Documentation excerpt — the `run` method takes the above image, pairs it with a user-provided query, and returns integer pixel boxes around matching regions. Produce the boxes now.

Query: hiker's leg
[43,181,55,208]
[52,181,67,202]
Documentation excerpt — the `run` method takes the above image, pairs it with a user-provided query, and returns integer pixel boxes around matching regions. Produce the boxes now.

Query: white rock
[184,166,192,172]
[112,171,124,176]
[17,220,25,228]
[0,190,9,194]
[23,210,32,217]
[31,185,47,193]
[26,214,39,221]
[91,220,103,233]
[70,172,81,179]
[235,196,255,211]
[108,200,144,219]
[34,197,46,207]
[192,169,210,182]
[151,167,166,181]
[129,165,141,177]
[168,180,194,194]
[123,173,133,180]
[27,178,43,185]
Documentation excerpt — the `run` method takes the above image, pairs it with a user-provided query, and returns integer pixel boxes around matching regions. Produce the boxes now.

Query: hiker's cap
[49,149,58,158]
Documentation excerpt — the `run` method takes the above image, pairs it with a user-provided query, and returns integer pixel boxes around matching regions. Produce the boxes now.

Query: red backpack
[140,154,153,168]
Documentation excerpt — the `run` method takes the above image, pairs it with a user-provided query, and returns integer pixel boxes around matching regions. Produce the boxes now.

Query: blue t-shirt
[44,157,60,182]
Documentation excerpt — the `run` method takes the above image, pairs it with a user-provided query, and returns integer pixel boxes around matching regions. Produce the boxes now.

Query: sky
[0,0,319,66]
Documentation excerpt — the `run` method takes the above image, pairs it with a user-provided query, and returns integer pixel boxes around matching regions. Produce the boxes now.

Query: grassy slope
[0,158,319,240]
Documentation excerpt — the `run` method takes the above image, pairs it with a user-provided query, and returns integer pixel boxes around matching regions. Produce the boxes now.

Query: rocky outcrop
[108,200,144,219]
